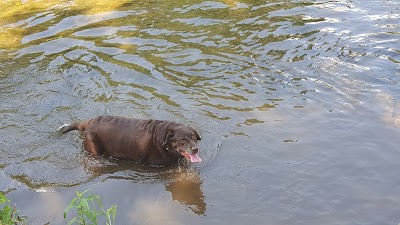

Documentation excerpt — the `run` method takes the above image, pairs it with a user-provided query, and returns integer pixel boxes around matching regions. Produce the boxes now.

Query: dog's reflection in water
[84,157,206,215]
[165,170,206,215]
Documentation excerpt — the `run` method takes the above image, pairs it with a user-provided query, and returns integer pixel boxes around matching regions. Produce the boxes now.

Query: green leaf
[64,197,78,217]
[1,205,12,223]
[0,193,10,205]
[66,217,78,225]
[106,205,117,225]
[77,189,91,198]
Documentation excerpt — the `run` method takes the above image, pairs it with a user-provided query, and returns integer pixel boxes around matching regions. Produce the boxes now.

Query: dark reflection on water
[83,157,207,215]
[165,171,206,215]
[1,0,400,224]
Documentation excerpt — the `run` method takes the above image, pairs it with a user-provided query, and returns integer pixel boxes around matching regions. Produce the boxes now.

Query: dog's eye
[179,140,186,146]
[191,134,196,140]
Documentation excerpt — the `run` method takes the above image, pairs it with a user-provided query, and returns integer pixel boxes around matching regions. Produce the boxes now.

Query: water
[1,0,400,224]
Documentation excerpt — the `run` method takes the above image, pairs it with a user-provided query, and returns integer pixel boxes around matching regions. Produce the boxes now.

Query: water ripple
[1,3,400,223]
[21,10,146,44]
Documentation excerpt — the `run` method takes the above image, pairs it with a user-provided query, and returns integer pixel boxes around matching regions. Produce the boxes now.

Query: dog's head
[163,125,202,163]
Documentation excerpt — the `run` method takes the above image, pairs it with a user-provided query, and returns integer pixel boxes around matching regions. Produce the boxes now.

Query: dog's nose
[192,148,199,154]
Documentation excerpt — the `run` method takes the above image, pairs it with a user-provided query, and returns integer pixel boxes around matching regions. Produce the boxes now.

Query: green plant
[0,193,24,225]
[64,190,117,225]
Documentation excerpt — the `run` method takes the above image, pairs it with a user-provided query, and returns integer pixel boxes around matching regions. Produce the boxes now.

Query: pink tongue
[189,153,202,163]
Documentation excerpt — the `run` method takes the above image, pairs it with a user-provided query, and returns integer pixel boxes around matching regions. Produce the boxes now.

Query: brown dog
[58,116,202,166]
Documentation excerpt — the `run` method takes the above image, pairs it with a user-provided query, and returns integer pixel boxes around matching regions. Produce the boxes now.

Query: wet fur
[59,116,201,166]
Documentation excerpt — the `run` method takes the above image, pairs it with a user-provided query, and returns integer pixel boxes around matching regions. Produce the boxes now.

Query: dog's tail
[58,120,89,135]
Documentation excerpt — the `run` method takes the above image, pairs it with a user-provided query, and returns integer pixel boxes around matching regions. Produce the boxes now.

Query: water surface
[1,0,400,224]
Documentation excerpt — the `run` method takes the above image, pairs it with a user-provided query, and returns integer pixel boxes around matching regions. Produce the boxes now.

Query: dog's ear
[161,128,174,147]
[194,130,201,141]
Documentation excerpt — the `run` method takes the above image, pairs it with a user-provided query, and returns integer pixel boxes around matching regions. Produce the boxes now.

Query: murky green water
[1,0,400,224]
